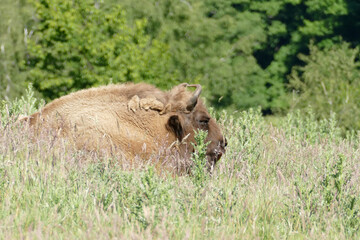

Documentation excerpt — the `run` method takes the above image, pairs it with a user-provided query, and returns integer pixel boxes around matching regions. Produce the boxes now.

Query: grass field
[1,94,360,239]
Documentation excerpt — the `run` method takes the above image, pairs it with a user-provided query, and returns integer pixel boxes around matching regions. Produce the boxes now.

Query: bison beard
[23,83,226,172]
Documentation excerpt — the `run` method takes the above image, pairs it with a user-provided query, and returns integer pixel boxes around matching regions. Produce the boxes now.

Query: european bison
[24,83,226,170]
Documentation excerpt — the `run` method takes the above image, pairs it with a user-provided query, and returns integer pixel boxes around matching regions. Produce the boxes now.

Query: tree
[110,0,288,112]
[26,0,178,100]
[0,0,33,100]
[289,42,360,131]
[112,0,360,116]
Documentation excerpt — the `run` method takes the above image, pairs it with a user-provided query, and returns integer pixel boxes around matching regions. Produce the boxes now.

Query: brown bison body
[25,83,226,169]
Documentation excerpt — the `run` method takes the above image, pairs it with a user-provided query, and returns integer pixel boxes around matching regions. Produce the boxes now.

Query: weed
[190,129,210,186]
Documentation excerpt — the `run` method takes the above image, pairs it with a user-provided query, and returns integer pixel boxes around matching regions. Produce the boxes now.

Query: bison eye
[198,117,210,126]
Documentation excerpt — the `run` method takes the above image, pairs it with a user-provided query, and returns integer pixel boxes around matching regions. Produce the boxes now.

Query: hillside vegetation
[1,91,360,239]
[1,0,360,131]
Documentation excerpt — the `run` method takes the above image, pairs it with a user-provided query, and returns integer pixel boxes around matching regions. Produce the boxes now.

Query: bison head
[165,84,227,168]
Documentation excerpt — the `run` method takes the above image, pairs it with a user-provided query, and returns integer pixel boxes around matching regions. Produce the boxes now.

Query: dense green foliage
[1,0,360,128]
[289,43,360,131]
[1,94,360,238]
[115,0,286,112]
[26,0,178,100]
[113,0,360,115]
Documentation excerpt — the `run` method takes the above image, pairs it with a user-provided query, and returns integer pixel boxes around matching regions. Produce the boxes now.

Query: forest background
[1,0,360,131]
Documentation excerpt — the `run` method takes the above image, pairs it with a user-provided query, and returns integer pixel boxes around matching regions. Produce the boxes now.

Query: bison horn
[186,84,202,112]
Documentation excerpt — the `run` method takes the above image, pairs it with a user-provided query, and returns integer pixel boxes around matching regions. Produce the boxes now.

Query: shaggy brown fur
[24,83,226,171]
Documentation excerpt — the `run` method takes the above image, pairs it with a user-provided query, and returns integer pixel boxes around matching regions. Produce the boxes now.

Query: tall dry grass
[1,91,360,239]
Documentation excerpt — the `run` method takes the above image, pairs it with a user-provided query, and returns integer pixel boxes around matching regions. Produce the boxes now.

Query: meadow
[1,91,360,239]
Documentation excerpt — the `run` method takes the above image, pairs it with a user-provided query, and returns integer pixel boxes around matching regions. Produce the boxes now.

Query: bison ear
[166,115,184,141]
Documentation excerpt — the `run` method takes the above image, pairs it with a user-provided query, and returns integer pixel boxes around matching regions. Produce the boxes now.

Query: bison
[23,83,226,171]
